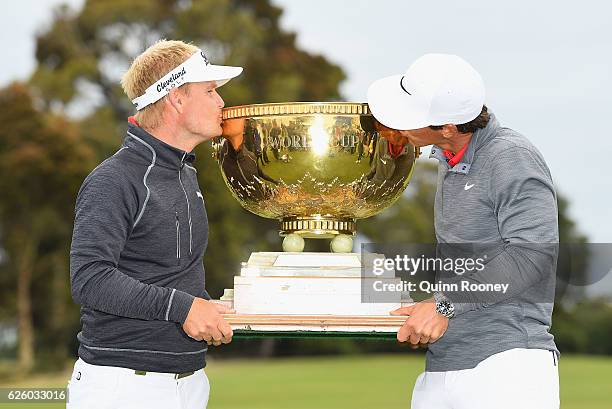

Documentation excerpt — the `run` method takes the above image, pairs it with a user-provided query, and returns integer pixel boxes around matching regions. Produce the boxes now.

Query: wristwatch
[434,292,455,319]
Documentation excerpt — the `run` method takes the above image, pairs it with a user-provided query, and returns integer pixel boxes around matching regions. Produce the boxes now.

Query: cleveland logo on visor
[132,50,208,110]
[130,48,242,111]
[156,67,187,93]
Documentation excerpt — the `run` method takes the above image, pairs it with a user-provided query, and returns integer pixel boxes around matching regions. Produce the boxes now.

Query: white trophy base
[218,252,411,334]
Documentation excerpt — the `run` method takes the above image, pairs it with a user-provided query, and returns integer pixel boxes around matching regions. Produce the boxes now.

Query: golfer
[68,40,242,409]
[367,54,560,409]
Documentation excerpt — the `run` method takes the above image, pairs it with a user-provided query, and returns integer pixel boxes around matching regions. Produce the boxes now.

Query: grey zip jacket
[70,122,210,373]
[426,113,559,371]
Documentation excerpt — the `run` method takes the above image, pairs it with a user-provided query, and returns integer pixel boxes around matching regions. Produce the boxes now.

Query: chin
[199,126,223,141]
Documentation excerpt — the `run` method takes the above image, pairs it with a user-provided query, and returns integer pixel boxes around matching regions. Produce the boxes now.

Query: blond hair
[121,40,199,129]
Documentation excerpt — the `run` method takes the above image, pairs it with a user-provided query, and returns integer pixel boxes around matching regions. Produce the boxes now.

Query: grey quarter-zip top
[70,122,211,373]
[425,113,559,372]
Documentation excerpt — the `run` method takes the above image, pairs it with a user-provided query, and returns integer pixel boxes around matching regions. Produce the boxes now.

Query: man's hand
[390,298,449,349]
[182,298,234,346]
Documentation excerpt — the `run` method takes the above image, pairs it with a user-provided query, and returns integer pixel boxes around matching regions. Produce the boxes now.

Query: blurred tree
[360,160,437,244]
[30,0,345,158]
[29,0,346,301]
[554,195,589,302]
[552,299,612,355]
[0,83,94,373]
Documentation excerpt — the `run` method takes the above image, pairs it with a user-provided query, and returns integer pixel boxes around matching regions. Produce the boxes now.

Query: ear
[166,88,185,114]
[440,124,459,140]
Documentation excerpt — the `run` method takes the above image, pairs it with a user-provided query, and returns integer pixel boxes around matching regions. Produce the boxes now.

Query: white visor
[132,50,243,111]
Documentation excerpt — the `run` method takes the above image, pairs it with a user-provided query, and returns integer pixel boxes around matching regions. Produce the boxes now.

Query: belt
[134,370,195,379]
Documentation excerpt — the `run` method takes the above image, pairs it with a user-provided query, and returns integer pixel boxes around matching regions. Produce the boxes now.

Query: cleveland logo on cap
[156,67,187,93]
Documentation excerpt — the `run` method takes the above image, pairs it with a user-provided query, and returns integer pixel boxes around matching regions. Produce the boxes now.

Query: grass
[0,354,610,408]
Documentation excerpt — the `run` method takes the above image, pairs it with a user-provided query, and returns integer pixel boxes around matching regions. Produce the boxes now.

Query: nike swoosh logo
[464,183,475,191]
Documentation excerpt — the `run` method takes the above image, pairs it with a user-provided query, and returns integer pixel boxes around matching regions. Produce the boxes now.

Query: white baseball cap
[132,50,243,111]
[367,54,485,130]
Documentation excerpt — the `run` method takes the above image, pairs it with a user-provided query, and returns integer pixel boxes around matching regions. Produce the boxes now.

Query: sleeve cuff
[166,289,195,324]
[444,296,473,317]
[202,289,212,300]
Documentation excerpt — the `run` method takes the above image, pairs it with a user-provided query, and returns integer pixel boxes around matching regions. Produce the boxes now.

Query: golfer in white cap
[368,54,560,409]
[68,40,242,409]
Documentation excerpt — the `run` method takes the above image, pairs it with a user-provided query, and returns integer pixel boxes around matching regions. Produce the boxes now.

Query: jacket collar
[124,123,196,170]
[429,112,500,174]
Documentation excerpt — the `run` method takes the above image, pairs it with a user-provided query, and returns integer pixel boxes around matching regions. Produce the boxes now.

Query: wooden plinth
[223,313,406,337]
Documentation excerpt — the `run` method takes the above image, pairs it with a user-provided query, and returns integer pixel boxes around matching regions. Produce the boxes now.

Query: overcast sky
[2,0,611,243]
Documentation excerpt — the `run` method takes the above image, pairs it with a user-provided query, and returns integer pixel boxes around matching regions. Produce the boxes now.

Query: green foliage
[360,160,437,244]
[30,0,345,120]
[0,83,94,363]
[0,82,94,234]
[558,195,587,244]
[552,299,612,355]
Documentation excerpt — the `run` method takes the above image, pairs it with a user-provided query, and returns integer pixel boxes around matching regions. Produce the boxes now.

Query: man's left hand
[390,298,449,348]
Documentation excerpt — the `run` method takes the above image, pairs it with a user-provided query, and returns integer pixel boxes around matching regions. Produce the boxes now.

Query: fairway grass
[0,354,610,408]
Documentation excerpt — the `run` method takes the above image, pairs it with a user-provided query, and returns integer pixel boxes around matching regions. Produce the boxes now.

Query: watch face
[436,300,454,318]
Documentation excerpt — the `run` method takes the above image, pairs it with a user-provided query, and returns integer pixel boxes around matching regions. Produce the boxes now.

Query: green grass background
[1,354,610,409]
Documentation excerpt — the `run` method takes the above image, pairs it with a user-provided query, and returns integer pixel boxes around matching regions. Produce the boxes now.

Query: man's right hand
[182,298,233,346]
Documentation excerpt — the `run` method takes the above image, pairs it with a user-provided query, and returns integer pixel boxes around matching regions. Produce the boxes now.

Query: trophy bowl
[213,102,418,241]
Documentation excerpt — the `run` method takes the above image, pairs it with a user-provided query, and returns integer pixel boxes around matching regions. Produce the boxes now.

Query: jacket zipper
[175,211,181,263]
[179,154,193,255]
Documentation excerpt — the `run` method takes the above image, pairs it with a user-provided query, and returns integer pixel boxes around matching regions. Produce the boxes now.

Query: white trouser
[66,358,210,409]
[411,348,559,409]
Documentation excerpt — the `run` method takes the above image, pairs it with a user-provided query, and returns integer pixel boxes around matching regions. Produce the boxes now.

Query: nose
[216,90,225,109]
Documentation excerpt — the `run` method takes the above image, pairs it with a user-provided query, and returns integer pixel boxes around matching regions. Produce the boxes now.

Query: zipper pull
[175,211,180,261]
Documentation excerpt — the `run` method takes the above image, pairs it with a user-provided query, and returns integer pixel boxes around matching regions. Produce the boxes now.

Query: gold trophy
[214,103,417,335]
